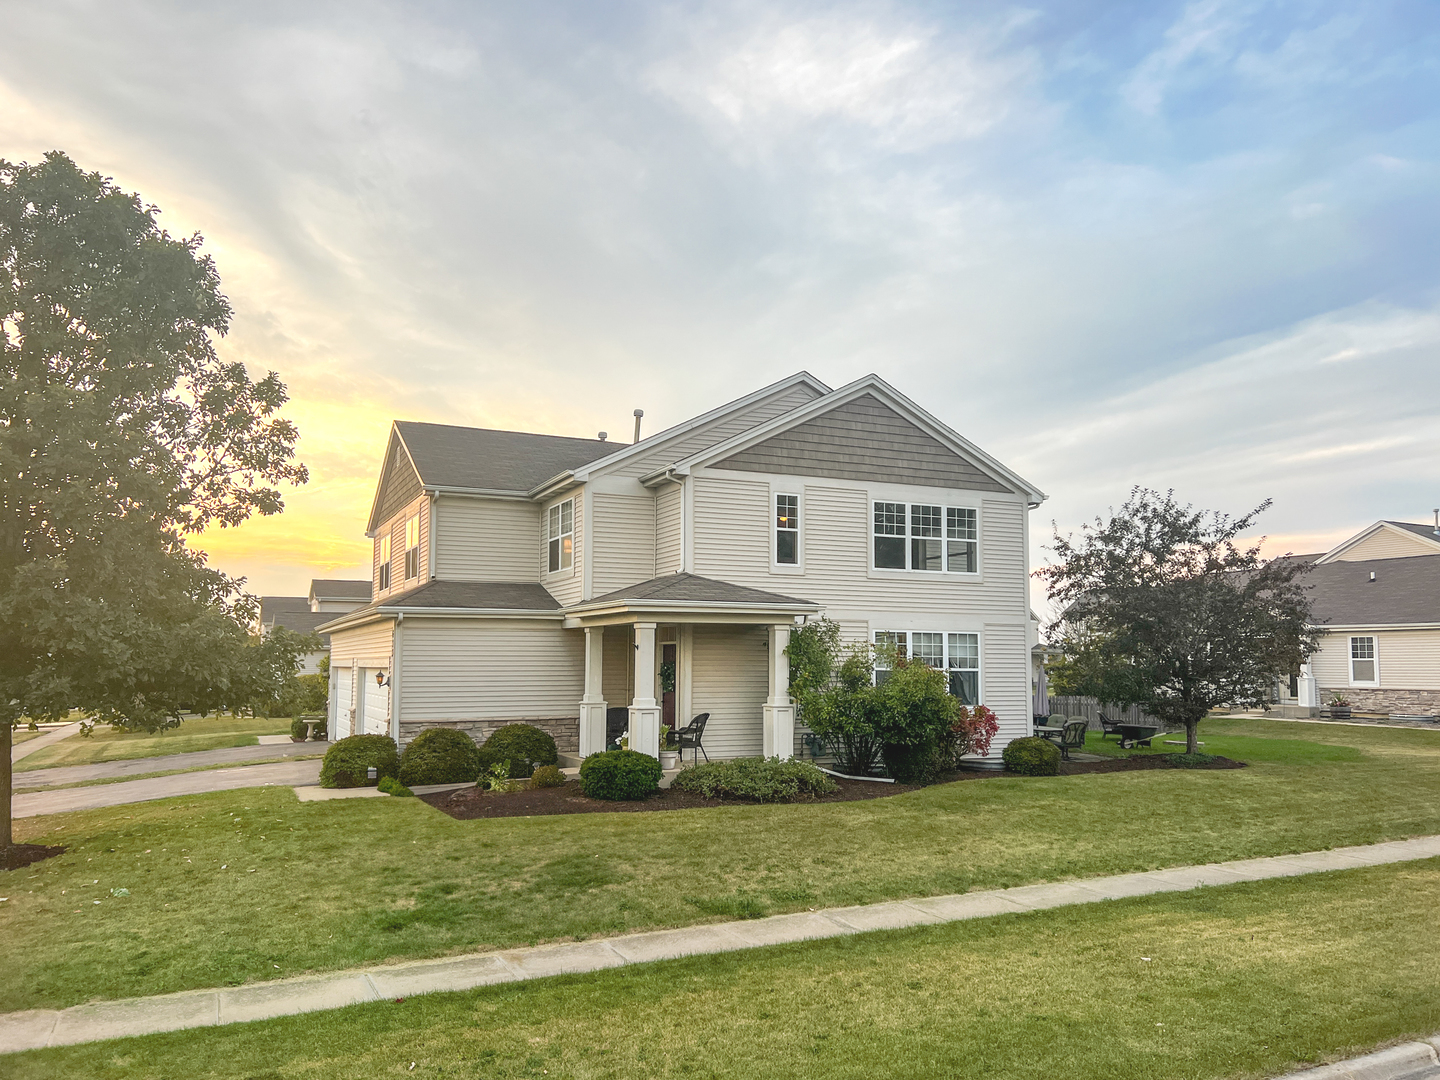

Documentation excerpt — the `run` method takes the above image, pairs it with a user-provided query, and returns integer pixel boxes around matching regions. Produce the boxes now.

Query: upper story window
[1350,636,1377,685]
[874,502,979,573]
[404,514,420,580]
[377,534,391,591]
[776,494,799,565]
[548,498,574,573]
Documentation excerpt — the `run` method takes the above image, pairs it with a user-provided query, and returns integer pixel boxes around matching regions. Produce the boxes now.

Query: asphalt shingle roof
[395,421,625,494]
[265,609,335,647]
[584,572,816,609]
[1384,521,1440,543]
[259,596,308,624]
[1294,553,1440,626]
[309,579,372,601]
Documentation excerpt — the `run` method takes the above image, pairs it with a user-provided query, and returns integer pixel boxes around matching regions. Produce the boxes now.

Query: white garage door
[332,667,352,739]
[362,670,390,736]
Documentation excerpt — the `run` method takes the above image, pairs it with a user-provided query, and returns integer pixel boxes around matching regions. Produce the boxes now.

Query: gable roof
[367,423,624,533]
[1315,520,1440,564]
[264,609,337,647]
[642,374,1045,502]
[316,579,564,634]
[581,572,816,609]
[1294,553,1440,627]
[309,579,372,603]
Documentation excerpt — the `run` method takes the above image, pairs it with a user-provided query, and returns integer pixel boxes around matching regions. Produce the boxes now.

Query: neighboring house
[318,372,1046,763]
[1276,519,1440,717]
[261,580,373,675]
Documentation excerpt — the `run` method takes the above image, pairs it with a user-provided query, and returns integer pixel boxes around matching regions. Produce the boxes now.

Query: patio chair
[605,707,629,751]
[675,713,710,764]
[1098,712,1124,741]
[1059,719,1088,761]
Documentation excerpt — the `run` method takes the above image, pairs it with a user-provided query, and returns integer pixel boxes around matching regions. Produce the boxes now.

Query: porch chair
[675,713,710,764]
[1059,719,1088,761]
[1098,712,1124,741]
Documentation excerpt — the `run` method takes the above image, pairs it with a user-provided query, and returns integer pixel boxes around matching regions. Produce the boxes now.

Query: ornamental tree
[0,152,307,847]
[1037,488,1317,755]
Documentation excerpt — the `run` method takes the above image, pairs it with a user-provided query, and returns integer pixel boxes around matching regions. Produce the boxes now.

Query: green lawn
[4,717,1439,1013]
[14,715,292,772]
[9,858,1440,1080]
[11,729,48,745]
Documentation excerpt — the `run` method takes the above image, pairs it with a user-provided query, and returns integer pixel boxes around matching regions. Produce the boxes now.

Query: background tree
[0,151,307,848]
[1038,488,1317,755]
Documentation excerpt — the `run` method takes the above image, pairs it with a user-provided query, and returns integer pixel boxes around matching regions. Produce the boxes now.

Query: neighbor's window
[1350,636,1377,684]
[873,502,907,569]
[404,514,420,580]
[911,505,943,571]
[776,494,799,565]
[947,633,980,704]
[947,508,978,573]
[548,498,574,573]
[377,534,391,591]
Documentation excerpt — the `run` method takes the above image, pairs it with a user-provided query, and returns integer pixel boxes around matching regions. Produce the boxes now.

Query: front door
[661,643,677,730]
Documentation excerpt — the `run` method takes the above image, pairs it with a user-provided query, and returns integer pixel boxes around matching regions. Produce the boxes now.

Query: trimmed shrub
[1002,736,1061,777]
[530,764,566,788]
[578,749,662,801]
[290,717,309,741]
[670,757,838,802]
[477,724,558,779]
[880,741,942,784]
[377,775,415,797]
[319,734,400,788]
[1167,752,1220,769]
[399,727,481,786]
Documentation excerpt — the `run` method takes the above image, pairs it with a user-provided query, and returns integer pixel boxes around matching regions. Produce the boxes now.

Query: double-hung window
[873,502,979,573]
[377,534,391,591]
[873,631,906,684]
[947,633,980,704]
[776,494,799,565]
[873,630,981,704]
[404,515,421,580]
[547,499,573,573]
[1350,636,1377,685]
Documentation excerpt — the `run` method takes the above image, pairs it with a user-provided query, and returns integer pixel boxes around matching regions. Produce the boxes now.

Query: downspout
[428,493,438,580]
[391,612,404,745]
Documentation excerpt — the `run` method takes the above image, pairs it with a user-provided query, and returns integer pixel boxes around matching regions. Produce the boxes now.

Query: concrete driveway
[11,759,323,818]
[15,741,323,787]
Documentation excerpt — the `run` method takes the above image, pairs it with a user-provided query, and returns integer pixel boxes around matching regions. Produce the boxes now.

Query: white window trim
[403,513,421,581]
[377,534,391,593]
[872,628,983,705]
[546,497,575,577]
[772,490,803,573]
[868,499,982,578]
[1348,635,1380,688]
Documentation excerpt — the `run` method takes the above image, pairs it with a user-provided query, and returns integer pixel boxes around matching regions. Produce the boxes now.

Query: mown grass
[15,715,292,772]
[11,729,49,745]
[13,755,327,795]
[3,717,1438,1013]
[9,859,1440,1080]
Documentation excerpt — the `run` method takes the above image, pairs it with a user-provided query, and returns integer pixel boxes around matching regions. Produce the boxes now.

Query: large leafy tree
[1038,488,1317,754]
[0,152,307,847]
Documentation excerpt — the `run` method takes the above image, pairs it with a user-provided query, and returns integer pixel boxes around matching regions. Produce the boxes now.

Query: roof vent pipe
[1433,508,1438,536]
[598,431,607,442]
[1369,571,1376,582]
[633,409,644,442]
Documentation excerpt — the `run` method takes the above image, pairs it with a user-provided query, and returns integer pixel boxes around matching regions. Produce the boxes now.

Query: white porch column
[628,622,661,758]
[578,626,608,757]
[762,623,795,759]
[1298,662,1319,710]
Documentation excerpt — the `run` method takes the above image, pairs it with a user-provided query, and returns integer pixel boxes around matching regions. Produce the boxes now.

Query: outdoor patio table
[1033,724,1065,741]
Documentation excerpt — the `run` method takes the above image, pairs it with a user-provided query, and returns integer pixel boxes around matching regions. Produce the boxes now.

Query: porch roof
[317,580,563,634]
[563,572,818,626]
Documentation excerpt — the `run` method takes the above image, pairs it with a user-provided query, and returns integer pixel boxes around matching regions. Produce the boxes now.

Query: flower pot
[1332,706,1352,719]
[659,750,680,770]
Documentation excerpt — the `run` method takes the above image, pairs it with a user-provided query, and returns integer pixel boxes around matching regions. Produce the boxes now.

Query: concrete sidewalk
[11,722,84,763]
[11,759,323,818]
[15,741,323,788]
[4,832,1438,1055]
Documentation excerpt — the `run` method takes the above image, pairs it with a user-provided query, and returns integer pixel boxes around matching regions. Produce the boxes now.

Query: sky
[3,0,1438,613]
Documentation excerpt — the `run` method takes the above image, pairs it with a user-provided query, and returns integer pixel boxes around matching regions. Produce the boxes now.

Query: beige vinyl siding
[690,624,768,758]
[613,384,823,479]
[1311,628,1440,689]
[601,624,634,704]
[981,622,1032,747]
[691,477,1029,617]
[1332,527,1439,562]
[373,494,430,599]
[434,496,541,583]
[655,484,683,575]
[329,621,394,667]
[541,494,584,606]
[591,492,657,594]
[398,619,583,722]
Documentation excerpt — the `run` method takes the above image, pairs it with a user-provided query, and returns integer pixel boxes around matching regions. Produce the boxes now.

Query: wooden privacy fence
[1045,696,1167,733]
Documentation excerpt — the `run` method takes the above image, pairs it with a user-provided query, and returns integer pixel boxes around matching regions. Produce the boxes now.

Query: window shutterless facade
[377,534,391,591]
[873,502,979,573]
[873,630,981,704]
[547,498,574,573]
[775,494,799,565]
[404,514,421,580]
[1350,636,1377,685]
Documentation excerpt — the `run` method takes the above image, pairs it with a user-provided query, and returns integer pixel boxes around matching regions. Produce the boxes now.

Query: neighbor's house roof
[308,579,371,603]
[1386,520,1440,541]
[316,580,564,634]
[1290,553,1440,628]
[264,609,336,648]
[259,596,308,625]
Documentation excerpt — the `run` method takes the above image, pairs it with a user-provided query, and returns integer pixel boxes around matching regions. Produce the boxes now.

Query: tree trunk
[2,721,12,849]
[1185,718,1199,755]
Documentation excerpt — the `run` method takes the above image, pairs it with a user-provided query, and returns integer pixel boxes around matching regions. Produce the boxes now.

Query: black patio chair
[1059,719,1088,761]
[675,713,710,764]
[1098,712,1124,741]
[605,707,629,751]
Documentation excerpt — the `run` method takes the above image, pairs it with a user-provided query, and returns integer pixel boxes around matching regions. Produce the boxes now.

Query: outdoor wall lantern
[375,671,389,687]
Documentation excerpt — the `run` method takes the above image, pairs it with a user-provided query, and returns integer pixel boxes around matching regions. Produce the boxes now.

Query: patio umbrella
[1033,656,1050,717]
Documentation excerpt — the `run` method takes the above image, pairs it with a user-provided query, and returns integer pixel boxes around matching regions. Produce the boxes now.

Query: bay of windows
[873,630,981,705]
[548,498,574,573]
[873,502,978,573]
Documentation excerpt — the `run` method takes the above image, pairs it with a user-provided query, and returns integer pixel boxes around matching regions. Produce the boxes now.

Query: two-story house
[317,372,1046,763]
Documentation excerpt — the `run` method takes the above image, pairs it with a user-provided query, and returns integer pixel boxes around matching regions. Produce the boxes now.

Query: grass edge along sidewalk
[5,832,1439,1055]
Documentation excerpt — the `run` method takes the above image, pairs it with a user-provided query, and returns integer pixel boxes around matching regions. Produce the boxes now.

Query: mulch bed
[1,843,67,872]
[422,753,1245,821]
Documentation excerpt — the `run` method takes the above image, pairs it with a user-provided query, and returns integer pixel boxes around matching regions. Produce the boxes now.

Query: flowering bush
[946,705,999,765]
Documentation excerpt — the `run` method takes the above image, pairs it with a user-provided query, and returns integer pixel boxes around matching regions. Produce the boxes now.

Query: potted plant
[1330,695,1352,720]
[658,724,680,770]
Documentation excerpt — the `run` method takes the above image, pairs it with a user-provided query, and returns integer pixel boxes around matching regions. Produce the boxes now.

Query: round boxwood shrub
[320,734,400,788]
[578,749,662,801]
[477,723,558,779]
[398,727,481,785]
[1002,736,1061,777]
[290,717,309,741]
[530,764,566,788]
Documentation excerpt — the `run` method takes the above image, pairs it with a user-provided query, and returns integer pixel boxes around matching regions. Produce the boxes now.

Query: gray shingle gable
[1286,553,1440,626]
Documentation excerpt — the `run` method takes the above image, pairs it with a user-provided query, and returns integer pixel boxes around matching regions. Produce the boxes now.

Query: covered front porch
[562,573,819,761]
